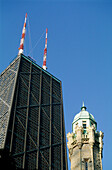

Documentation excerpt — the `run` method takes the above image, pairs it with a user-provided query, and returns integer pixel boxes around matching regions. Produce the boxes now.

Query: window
[85,161,88,170]
[82,121,86,129]
[83,159,88,170]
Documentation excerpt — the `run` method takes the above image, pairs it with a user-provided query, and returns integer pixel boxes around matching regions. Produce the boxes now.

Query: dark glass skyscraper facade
[0,54,68,169]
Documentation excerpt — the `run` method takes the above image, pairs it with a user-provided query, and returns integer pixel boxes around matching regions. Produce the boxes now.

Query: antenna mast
[18,13,27,55]
[42,28,48,70]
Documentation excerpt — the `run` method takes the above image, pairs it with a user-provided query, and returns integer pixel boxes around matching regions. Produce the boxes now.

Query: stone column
[88,125,95,170]
[99,131,104,170]
[75,126,83,148]
[79,148,82,170]
[75,126,83,170]
[90,144,94,170]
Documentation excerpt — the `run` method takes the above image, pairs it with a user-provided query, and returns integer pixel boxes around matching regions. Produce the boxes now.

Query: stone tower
[67,103,104,170]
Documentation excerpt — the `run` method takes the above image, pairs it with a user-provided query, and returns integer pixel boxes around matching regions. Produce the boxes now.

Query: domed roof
[73,102,95,123]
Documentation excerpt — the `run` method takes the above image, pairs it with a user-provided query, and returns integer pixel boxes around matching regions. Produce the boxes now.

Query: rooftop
[0,54,61,83]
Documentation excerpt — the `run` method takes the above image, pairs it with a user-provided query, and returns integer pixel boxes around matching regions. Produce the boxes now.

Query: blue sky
[0,0,112,169]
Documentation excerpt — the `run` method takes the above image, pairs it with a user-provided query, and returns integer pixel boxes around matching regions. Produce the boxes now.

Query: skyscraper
[67,103,104,170]
[0,54,68,169]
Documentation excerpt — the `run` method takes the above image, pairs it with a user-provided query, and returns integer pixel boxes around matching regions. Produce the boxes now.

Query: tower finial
[82,101,85,107]
[81,101,87,110]
[42,28,48,70]
[18,13,27,55]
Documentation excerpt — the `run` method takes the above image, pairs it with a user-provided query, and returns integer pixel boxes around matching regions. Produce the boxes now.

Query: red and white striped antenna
[18,13,27,55]
[42,28,48,70]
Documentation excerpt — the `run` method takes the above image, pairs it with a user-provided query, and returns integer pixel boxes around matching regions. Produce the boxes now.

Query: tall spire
[42,28,48,70]
[18,13,27,55]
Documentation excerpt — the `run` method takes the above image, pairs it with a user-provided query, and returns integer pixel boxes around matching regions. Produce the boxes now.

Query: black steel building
[0,54,68,169]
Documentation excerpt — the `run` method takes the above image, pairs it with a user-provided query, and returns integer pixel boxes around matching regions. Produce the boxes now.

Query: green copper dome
[73,104,95,123]
[72,102,97,133]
